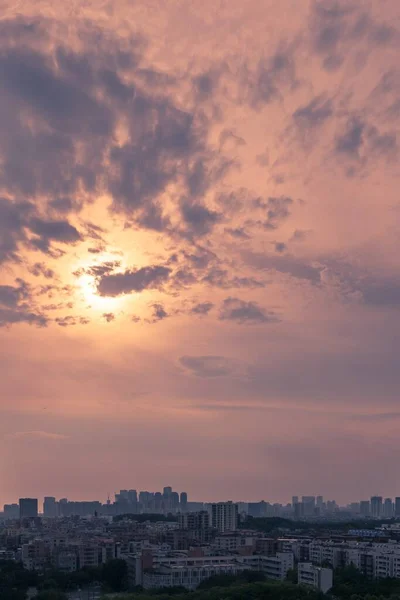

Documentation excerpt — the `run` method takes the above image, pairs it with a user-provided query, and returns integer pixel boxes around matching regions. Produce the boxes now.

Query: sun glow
[77,274,125,312]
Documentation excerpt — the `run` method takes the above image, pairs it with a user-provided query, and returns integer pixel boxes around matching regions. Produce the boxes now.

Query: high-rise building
[370,496,383,518]
[43,497,57,517]
[19,498,38,518]
[316,496,324,508]
[383,498,393,518]
[302,496,316,516]
[211,501,238,533]
[3,504,19,518]
[360,500,370,517]
[180,492,188,511]
[292,496,299,506]
[395,497,400,518]
[178,511,210,530]
[163,487,172,496]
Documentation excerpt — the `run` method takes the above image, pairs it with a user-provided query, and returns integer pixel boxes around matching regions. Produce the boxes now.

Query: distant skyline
[4,490,400,509]
[1,0,400,505]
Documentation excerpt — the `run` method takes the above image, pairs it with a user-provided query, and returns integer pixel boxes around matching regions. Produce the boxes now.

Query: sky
[1,0,400,507]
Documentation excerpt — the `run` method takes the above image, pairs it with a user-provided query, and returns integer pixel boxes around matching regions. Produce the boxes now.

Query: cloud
[190,302,214,316]
[219,297,278,324]
[308,1,397,72]
[147,303,168,323]
[0,307,47,327]
[0,282,29,308]
[293,95,333,130]
[102,312,115,323]
[202,267,265,289]
[254,196,294,229]
[97,265,171,297]
[0,198,31,263]
[180,199,221,236]
[243,251,322,283]
[28,262,56,279]
[180,355,236,377]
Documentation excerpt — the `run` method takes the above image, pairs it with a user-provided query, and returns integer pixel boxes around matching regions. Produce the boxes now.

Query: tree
[101,558,128,592]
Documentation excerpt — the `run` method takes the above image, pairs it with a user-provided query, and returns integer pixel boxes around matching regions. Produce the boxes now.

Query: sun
[77,272,129,314]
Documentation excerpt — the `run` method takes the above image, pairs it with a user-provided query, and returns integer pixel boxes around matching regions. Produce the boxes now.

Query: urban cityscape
[4,489,400,521]
[4,488,400,598]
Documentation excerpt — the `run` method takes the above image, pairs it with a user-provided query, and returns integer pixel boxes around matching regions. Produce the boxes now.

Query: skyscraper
[370,496,383,518]
[180,492,188,510]
[360,500,370,517]
[19,498,38,518]
[395,497,400,518]
[211,501,238,533]
[43,497,57,517]
[383,498,393,518]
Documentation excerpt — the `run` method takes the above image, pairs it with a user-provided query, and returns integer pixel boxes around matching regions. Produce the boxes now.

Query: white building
[298,563,333,593]
[210,502,238,533]
[260,553,294,581]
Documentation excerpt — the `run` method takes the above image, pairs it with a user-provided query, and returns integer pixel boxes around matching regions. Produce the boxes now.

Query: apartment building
[298,563,333,593]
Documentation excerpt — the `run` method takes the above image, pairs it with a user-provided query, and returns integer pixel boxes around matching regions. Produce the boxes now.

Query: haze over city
[1,0,400,508]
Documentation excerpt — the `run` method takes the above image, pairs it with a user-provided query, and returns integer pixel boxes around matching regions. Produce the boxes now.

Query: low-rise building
[298,563,333,593]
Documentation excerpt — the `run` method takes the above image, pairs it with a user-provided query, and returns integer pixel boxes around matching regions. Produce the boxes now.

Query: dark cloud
[97,265,171,297]
[225,227,251,240]
[309,1,398,72]
[293,96,333,129]
[246,45,298,108]
[274,242,287,253]
[0,308,47,328]
[180,355,235,377]
[83,261,121,278]
[190,302,214,316]
[334,115,397,170]
[219,297,278,324]
[28,262,56,279]
[147,303,168,323]
[0,198,32,263]
[335,116,365,157]
[180,199,221,236]
[0,283,29,308]
[254,196,293,229]
[102,313,115,323]
[48,197,82,214]
[242,251,322,283]
[203,267,265,289]
[28,218,82,243]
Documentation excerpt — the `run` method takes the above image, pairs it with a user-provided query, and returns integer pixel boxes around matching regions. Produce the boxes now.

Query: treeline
[241,517,397,534]
[0,558,128,600]
[112,580,325,600]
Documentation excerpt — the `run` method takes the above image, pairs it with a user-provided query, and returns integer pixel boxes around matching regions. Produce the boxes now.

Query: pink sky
[1,0,400,506]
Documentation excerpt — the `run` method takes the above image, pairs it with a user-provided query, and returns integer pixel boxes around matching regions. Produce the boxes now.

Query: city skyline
[1,0,400,504]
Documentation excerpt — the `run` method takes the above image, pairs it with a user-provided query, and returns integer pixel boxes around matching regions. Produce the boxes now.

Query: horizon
[1,0,400,507]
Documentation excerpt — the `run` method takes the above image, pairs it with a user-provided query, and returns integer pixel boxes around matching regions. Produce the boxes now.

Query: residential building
[19,498,38,519]
[371,496,383,518]
[211,502,238,533]
[298,563,333,593]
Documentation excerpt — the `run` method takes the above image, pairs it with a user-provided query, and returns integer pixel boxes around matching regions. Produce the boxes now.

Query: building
[298,563,333,593]
[3,504,19,518]
[371,496,383,518]
[395,498,400,518]
[360,501,370,517]
[383,498,393,518]
[260,553,294,580]
[130,551,292,590]
[43,497,58,518]
[180,492,188,511]
[19,498,38,519]
[211,502,238,533]
[179,511,209,530]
